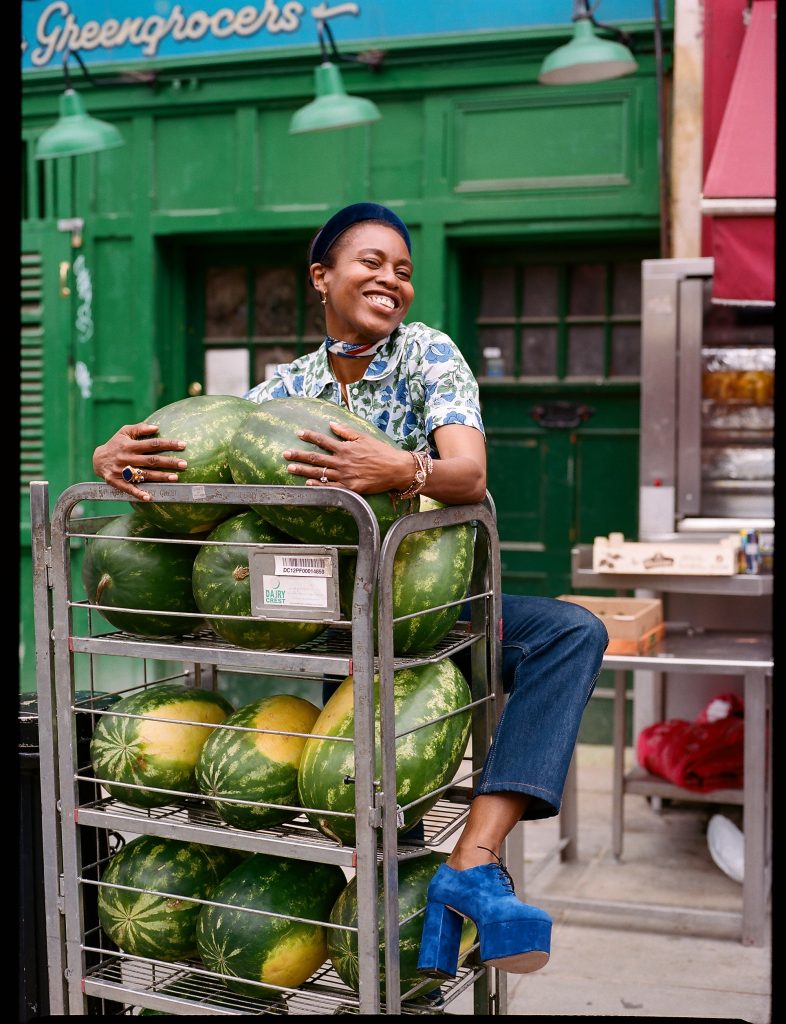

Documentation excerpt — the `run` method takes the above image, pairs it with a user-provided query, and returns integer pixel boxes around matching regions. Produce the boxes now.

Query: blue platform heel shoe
[416,848,552,978]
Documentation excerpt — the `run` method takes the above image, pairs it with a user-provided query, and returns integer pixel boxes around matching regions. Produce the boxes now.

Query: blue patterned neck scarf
[324,335,390,359]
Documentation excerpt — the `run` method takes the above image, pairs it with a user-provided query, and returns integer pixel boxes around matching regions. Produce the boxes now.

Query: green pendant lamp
[35,50,127,160]
[539,1,637,85]
[289,15,382,135]
[290,61,381,134]
[35,88,125,159]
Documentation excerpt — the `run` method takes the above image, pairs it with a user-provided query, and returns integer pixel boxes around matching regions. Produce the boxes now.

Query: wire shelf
[67,623,481,675]
[76,793,473,865]
[83,951,483,1016]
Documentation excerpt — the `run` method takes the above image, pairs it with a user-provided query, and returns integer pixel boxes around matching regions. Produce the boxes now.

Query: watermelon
[339,496,474,655]
[196,853,346,998]
[327,852,476,1000]
[133,394,253,534]
[195,694,322,830]
[191,510,327,650]
[89,682,234,808]
[82,511,204,638]
[297,660,472,845]
[228,396,417,544]
[97,834,243,961]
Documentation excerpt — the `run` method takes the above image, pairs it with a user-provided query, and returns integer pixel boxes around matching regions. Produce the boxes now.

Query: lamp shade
[35,88,125,159]
[538,17,637,84]
[289,62,381,134]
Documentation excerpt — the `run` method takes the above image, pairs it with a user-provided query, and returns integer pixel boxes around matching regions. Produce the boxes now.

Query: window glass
[611,325,641,377]
[304,279,326,338]
[567,325,604,376]
[205,267,247,338]
[613,262,642,315]
[569,264,606,316]
[479,266,516,317]
[522,265,559,317]
[254,266,297,338]
[254,344,299,383]
[205,348,250,396]
[521,326,558,376]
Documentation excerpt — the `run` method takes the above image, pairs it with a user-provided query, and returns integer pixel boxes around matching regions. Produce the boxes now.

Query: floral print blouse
[244,321,485,455]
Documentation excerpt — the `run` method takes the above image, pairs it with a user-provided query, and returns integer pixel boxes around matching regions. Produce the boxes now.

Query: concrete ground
[440,744,772,1021]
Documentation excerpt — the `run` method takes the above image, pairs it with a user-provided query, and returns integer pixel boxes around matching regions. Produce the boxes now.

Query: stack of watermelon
[84,394,474,656]
[297,659,473,845]
[86,394,481,1005]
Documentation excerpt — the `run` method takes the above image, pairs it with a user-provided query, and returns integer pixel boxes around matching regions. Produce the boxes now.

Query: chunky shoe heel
[416,900,464,979]
[417,852,552,977]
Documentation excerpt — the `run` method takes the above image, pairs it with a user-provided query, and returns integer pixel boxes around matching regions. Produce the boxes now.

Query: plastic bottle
[483,347,505,377]
[743,529,760,574]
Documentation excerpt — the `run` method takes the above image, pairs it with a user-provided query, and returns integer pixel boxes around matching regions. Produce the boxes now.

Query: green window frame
[186,242,322,396]
[468,247,652,382]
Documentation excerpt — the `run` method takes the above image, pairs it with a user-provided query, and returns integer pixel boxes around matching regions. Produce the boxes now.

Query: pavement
[439,743,772,1022]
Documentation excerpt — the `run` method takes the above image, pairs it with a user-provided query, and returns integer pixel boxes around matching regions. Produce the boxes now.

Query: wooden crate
[557,594,664,654]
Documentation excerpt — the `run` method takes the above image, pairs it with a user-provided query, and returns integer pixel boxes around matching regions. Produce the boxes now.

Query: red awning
[702,0,776,305]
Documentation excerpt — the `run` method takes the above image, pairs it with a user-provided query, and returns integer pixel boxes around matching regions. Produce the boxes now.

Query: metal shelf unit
[556,544,773,946]
[32,480,506,1015]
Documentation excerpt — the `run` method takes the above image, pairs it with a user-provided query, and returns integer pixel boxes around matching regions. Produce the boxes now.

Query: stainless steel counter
[533,626,772,946]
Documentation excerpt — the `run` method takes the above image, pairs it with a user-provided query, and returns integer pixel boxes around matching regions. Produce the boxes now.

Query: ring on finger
[122,465,146,485]
[320,468,329,484]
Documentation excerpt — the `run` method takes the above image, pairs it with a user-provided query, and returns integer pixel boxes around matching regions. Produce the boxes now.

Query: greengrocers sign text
[21,0,654,71]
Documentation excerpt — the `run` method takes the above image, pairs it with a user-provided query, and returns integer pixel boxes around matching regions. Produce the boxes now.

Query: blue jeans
[457,594,608,820]
[323,594,608,826]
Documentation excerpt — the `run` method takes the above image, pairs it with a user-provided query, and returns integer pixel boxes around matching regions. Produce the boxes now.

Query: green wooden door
[20,221,78,692]
[460,246,651,597]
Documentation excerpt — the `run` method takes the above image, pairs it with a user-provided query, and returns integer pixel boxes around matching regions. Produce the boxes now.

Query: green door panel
[575,429,640,543]
[20,222,74,692]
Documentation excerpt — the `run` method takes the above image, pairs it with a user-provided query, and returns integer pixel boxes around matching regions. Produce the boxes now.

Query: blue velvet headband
[308,202,412,267]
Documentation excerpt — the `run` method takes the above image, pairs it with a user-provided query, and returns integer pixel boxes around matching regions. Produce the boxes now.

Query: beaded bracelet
[393,450,433,502]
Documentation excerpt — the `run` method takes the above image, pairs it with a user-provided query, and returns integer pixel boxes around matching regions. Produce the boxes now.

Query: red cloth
[636,693,744,793]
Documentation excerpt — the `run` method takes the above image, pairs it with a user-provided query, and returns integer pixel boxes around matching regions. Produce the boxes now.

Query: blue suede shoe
[416,852,551,978]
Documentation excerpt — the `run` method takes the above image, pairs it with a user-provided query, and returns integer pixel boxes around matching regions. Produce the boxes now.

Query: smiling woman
[91,201,609,985]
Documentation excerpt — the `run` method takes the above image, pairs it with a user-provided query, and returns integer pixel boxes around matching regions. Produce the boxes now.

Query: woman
[93,202,608,980]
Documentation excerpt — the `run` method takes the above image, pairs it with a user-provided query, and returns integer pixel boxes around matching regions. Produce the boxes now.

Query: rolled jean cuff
[471,782,561,821]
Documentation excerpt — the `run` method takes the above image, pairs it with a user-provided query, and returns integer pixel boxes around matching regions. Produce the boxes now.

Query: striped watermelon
[297,660,472,845]
[339,496,474,655]
[133,394,253,534]
[89,682,234,808]
[327,852,476,1000]
[191,510,327,650]
[195,694,322,830]
[228,396,417,544]
[97,835,243,962]
[82,511,203,638]
[196,853,346,998]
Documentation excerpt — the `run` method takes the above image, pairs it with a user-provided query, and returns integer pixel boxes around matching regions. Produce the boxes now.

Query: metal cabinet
[32,480,507,1015]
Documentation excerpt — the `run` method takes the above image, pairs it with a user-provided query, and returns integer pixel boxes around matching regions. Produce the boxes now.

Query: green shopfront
[20,1,671,740]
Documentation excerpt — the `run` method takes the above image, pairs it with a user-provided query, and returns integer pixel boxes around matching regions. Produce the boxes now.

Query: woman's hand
[282,421,413,494]
[92,422,188,501]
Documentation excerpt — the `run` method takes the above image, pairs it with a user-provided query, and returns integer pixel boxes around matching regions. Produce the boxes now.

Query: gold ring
[122,465,146,485]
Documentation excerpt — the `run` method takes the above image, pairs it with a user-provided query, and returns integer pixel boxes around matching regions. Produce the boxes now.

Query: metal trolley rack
[31,479,507,1016]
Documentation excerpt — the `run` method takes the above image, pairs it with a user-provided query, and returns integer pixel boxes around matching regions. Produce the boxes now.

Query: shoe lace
[477,845,515,894]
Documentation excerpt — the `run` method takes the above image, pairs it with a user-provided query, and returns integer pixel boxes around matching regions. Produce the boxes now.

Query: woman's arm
[424,423,487,505]
[283,421,486,506]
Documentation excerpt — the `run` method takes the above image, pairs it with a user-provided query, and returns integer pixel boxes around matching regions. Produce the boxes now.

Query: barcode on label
[274,555,332,578]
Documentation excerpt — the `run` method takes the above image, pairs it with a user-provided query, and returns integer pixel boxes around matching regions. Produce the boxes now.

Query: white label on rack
[273,554,333,578]
[192,485,207,498]
[262,574,328,608]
